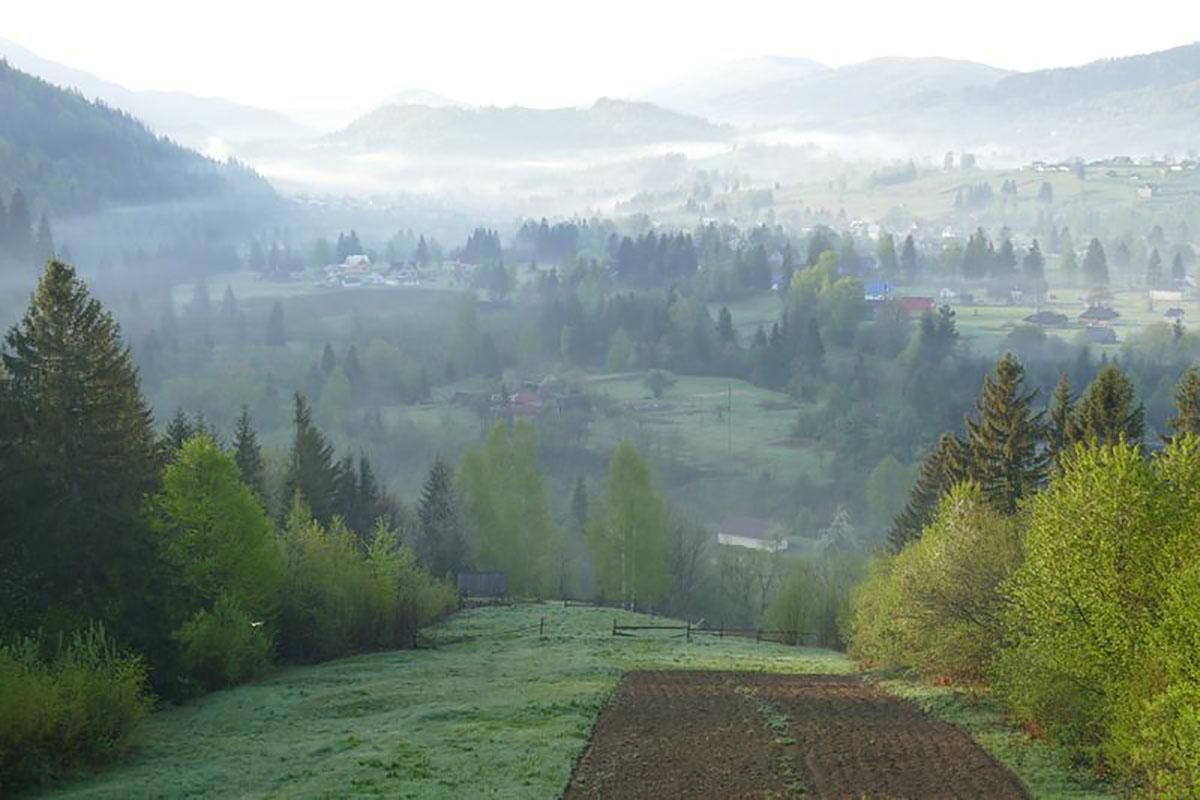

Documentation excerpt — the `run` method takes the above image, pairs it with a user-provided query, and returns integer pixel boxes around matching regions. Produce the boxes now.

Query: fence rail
[611,619,811,644]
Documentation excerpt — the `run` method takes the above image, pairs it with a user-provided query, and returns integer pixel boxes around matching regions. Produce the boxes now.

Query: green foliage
[642,368,677,398]
[588,442,671,608]
[995,439,1198,766]
[1072,363,1145,447]
[0,624,150,794]
[281,393,338,524]
[277,499,453,663]
[854,483,1024,680]
[768,555,866,648]
[1168,366,1200,439]
[176,594,273,692]
[416,457,469,579]
[459,422,559,596]
[0,260,159,634]
[965,353,1048,513]
[887,433,968,551]
[150,435,283,624]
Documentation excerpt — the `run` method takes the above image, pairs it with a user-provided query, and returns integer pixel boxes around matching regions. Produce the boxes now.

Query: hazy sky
[4,0,1198,112]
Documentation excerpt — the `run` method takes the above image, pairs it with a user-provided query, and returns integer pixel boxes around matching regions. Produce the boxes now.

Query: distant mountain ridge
[0,59,274,215]
[329,97,730,155]
[0,37,311,150]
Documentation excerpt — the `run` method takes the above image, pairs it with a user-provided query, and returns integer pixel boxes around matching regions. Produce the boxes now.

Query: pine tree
[1147,248,1163,288]
[1172,252,1186,282]
[320,343,336,376]
[356,455,383,534]
[220,284,238,322]
[716,306,735,343]
[332,454,358,528]
[964,353,1048,513]
[5,189,33,261]
[416,456,468,578]
[887,433,969,551]
[232,404,266,499]
[1082,238,1109,287]
[1022,240,1045,279]
[1168,367,1200,440]
[1060,248,1079,282]
[281,393,338,523]
[901,234,918,274]
[164,408,195,456]
[34,214,54,265]
[877,233,898,275]
[0,260,158,621]
[265,301,286,346]
[993,238,1017,276]
[1073,364,1144,447]
[571,477,589,534]
[1047,374,1077,467]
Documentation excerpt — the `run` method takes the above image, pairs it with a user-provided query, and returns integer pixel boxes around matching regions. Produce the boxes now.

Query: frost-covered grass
[44,604,849,799]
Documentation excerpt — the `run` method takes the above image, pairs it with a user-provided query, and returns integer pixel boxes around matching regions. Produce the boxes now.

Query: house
[716,517,787,553]
[1165,307,1186,321]
[864,280,893,302]
[1080,306,1120,323]
[1025,310,1070,326]
[898,296,936,315]
[1152,289,1186,303]
[509,389,545,417]
[938,287,959,301]
[1085,326,1118,344]
[1138,184,1158,200]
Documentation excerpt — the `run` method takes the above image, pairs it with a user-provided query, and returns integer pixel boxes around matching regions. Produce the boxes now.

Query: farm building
[716,516,787,552]
[898,296,936,315]
[1025,310,1070,326]
[1085,326,1119,344]
[1165,307,1186,321]
[1080,306,1120,322]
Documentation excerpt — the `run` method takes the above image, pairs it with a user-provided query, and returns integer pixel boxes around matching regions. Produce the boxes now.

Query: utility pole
[727,382,733,455]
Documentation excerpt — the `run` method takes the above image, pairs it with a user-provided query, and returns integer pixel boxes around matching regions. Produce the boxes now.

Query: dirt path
[564,671,1030,800]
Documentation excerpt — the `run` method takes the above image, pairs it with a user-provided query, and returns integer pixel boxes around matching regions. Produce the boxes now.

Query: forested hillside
[0,60,274,214]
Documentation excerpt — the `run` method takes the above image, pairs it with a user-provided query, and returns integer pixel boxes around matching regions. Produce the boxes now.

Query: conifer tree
[877,233,898,275]
[1060,247,1079,282]
[901,234,918,274]
[5,189,33,261]
[164,408,196,456]
[1022,240,1045,279]
[571,477,589,534]
[1172,252,1186,282]
[1168,367,1200,440]
[1082,237,1109,286]
[332,454,358,526]
[1147,248,1163,287]
[717,306,735,343]
[0,260,158,620]
[887,433,968,551]
[355,456,383,534]
[265,301,286,346]
[1047,374,1077,467]
[281,393,338,523]
[232,405,266,499]
[34,214,54,265]
[320,343,336,376]
[220,284,238,321]
[965,353,1048,513]
[416,456,468,578]
[1073,364,1144,447]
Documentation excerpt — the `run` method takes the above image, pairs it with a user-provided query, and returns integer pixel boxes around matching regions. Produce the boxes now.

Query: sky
[3,0,1199,113]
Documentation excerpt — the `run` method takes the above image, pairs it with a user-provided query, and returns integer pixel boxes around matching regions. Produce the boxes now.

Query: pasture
[43,604,1111,799]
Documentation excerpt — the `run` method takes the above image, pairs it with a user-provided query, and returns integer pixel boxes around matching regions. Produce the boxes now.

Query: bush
[848,483,1023,680]
[176,594,274,692]
[278,499,456,662]
[768,554,865,648]
[0,624,150,794]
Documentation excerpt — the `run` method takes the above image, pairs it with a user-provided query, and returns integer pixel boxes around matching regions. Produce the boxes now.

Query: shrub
[848,483,1023,680]
[0,624,150,794]
[176,594,274,692]
[278,499,456,662]
[768,554,865,648]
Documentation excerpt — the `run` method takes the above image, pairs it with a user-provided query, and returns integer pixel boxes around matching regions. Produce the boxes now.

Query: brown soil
[563,671,1030,800]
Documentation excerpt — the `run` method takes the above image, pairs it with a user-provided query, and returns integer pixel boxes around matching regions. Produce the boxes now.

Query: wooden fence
[611,619,810,645]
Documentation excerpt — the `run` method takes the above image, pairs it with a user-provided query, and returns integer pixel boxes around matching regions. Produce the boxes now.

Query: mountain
[0,59,274,215]
[0,37,310,152]
[642,56,828,120]
[653,56,1012,127]
[328,98,730,156]
[380,88,471,109]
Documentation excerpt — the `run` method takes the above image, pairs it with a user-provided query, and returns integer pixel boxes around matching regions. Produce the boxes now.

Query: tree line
[851,350,1200,796]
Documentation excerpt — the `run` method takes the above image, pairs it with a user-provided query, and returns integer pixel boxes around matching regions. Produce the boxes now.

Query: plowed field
[564,671,1030,799]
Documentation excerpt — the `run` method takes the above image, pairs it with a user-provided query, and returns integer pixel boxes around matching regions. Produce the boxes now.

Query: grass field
[43,604,1112,800]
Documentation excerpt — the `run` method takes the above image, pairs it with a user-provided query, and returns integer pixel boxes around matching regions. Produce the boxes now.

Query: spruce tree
[901,234,918,274]
[571,477,589,535]
[281,393,338,523]
[887,433,968,551]
[332,454,358,528]
[1082,238,1109,287]
[164,408,195,457]
[716,306,735,343]
[232,404,266,499]
[356,456,383,534]
[265,301,286,346]
[965,353,1048,513]
[416,456,468,578]
[1147,248,1163,287]
[1022,240,1045,279]
[0,260,158,621]
[5,189,33,261]
[1047,374,1077,467]
[1168,367,1200,440]
[34,214,54,265]
[1073,364,1144,447]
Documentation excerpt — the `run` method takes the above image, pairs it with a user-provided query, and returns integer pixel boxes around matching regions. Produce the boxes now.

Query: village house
[716,516,787,553]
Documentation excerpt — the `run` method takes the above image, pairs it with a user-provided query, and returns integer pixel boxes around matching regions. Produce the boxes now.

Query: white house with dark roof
[716,516,787,552]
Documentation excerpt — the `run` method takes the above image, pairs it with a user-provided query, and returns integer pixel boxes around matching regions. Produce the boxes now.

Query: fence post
[719,623,723,639]
[756,628,761,644]
[686,620,691,642]
[540,617,545,638]
[612,617,617,637]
